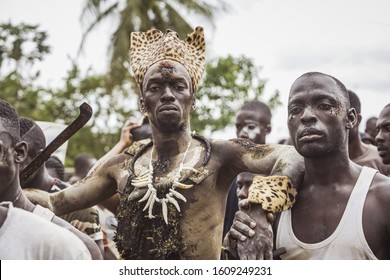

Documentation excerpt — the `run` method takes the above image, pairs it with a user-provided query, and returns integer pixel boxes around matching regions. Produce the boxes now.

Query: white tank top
[276,166,378,260]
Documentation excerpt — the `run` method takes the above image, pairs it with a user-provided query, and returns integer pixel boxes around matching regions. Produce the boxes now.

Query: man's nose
[375,129,383,143]
[237,187,249,200]
[300,107,317,124]
[160,87,175,102]
[237,128,249,139]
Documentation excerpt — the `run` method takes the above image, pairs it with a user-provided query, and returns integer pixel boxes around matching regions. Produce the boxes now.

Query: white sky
[1,0,390,142]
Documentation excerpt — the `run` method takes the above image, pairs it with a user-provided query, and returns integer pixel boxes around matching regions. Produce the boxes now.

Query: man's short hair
[347,90,361,114]
[45,155,66,181]
[0,99,20,144]
[19,117,46,153]
[239,100,272,125]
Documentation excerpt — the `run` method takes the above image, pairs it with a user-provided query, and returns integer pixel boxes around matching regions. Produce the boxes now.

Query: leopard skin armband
[247,175,297,213]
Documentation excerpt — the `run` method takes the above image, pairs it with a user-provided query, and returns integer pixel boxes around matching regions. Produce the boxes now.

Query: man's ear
[346,108,358,129]
[14,141,28,164]
[356,114,362,127]
[139,97,146,113]
[191,98,196,111]
[265,124,272,135]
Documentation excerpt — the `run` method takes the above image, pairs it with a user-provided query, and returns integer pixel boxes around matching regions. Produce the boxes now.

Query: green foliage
[0,22,50,70]
[0,21,281,168]
[79,0,228,91]
[0,22,138,166]
[191,55,281,133]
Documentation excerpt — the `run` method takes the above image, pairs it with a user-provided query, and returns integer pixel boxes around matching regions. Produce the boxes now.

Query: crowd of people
[1,25,390,260]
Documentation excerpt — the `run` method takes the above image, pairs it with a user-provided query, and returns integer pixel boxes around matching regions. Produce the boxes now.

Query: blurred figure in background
[365,116,378,145]
[19,117,104,254]
[45,155,66,182]
[223,100,272,238]
[347,90,390,176]
[376,104,390,167]
[68,153,97,184]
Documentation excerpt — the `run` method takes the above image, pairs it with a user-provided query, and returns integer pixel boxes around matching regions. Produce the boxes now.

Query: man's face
[0,122,18,194]
[366,118,378,140]
[287,74,353,158]
[235,110,270,144]
[18,140,41,188]
[376,107,390,164]
[141,60,194,133]
[236,172,257,202]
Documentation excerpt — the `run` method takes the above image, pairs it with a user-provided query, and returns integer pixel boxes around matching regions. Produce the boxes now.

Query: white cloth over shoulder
[0,202,92,260]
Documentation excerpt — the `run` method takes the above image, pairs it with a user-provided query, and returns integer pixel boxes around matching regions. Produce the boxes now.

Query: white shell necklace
[135,137,193,224]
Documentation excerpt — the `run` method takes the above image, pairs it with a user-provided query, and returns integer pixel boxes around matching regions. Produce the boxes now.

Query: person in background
[347,90,390,175]
[223,100,272,238]
[0,99,102,259]
[365,116,378,144]
[45,155,66,181]
[68,153,97,184]
[376,104,390,166]
[19,117,104,254]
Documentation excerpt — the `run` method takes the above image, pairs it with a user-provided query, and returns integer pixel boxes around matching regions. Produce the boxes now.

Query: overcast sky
[1,0,390,142]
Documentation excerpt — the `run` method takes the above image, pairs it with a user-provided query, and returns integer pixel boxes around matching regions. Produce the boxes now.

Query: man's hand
[225,199,275,260]
[119,120,141,149]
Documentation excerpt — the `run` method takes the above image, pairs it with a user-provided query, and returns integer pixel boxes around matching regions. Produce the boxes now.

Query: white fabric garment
[0,202,91,260]
[276,166,378,260]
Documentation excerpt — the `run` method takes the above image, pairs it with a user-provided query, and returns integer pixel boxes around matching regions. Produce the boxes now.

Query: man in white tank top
[228,72,390,259]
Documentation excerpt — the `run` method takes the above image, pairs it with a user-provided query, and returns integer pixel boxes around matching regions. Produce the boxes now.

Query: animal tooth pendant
[137,137,196,224]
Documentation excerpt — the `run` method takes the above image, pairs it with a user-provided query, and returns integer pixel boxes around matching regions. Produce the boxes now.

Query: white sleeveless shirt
[276,166,378,260]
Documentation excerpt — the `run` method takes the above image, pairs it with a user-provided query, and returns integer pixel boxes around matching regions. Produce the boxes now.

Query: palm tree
[79,0,228,91]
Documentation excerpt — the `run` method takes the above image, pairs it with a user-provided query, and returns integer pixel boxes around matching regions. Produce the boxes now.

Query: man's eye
[174,85,185,91]
[290,107,302,115]
[149,86,160,92]
[247,124,256,130]
[385,125,390,132]
[319,103,332,110]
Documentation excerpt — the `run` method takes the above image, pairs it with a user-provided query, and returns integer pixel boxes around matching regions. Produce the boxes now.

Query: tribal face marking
[158,61,175,79]
[0,138,11,167]
[241,124,261,142]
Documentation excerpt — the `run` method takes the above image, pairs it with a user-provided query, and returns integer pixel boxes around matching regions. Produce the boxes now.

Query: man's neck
[2,182,36,213]
[348,136,368,161]
[151,128,193,161]
[24,167,54,192]
[303,151,357,187]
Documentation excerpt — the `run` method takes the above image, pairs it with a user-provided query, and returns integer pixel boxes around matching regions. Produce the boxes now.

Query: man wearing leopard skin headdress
[26,26,304,259]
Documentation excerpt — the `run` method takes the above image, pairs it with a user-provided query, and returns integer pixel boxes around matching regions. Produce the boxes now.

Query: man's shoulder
[369,171,390,201]
[124,138,151,156]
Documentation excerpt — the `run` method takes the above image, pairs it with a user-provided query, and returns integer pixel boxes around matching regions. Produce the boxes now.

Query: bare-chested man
[26,27,304,260]
[229,72,390,259]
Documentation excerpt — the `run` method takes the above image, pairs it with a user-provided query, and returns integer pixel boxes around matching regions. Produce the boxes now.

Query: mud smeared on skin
[230,138,275,159]
[158,61,175,79]
[272,159,287,174]
[115,175,185,259]
[0,141,8,166]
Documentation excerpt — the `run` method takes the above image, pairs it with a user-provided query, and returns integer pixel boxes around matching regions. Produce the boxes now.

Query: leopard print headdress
[130,26,205,92]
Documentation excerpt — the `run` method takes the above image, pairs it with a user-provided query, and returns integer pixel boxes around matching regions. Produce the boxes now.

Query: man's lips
[298,128,323,141]
[377,146,388,156]
[158,105,178,112]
